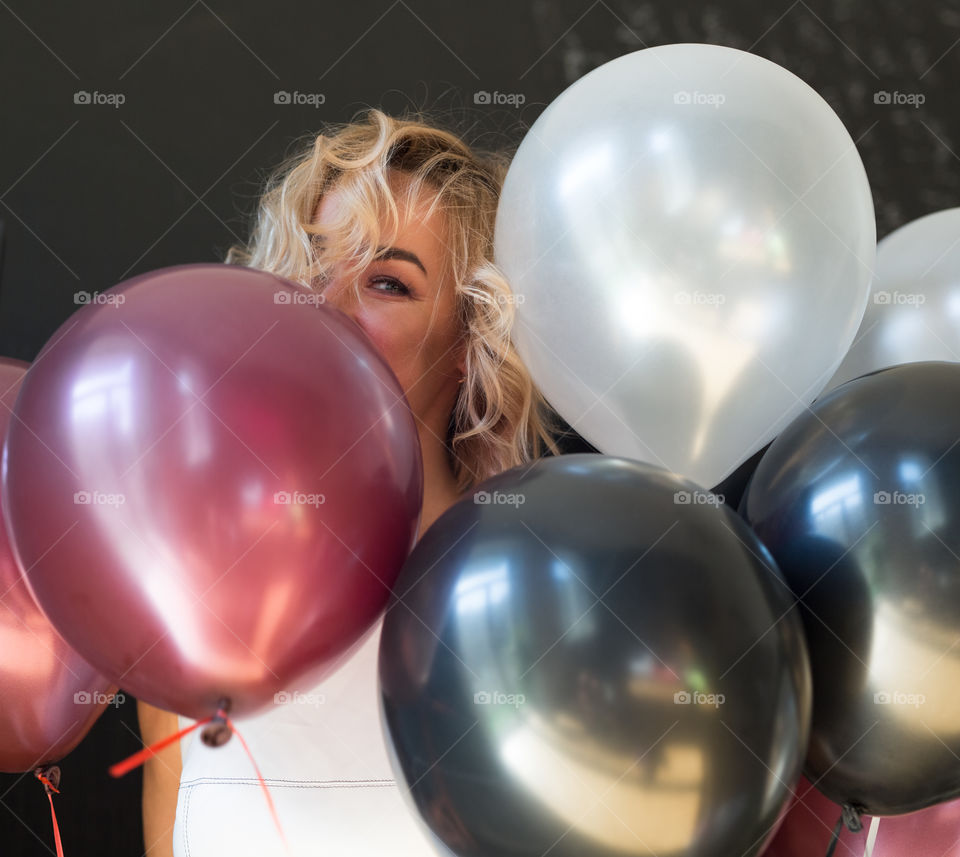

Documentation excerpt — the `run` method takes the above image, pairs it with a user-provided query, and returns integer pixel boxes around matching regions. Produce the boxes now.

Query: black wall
[2,1,958,853]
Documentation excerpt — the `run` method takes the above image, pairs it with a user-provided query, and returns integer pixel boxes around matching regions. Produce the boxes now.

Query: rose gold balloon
[0,358,115,772]
[2,265,422,720]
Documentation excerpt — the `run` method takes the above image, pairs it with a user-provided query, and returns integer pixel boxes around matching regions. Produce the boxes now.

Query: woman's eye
[369,276,410,296]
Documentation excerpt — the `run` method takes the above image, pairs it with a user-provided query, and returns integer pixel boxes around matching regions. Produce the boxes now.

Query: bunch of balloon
[494,43,875,490]
[1,265,423,743]
[380,454,812,857]
[742,361,960,833]
[759,209,960,854]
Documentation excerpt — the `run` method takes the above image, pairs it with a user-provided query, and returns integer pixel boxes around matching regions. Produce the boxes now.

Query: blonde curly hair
[225,107,561,493]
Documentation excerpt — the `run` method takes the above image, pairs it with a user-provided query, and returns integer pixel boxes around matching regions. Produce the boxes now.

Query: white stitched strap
[863,816,881,857]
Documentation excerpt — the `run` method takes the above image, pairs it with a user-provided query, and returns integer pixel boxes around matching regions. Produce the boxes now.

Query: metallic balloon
[827,208,960,391]
[0,359,117,772]
[495,44,875,489]
[379,454,811,857]
[2,264,422,720]
[742,361,960,816]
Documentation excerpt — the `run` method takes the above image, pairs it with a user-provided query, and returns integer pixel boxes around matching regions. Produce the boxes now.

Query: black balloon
[742,361,960,817]
[379,454,811,857]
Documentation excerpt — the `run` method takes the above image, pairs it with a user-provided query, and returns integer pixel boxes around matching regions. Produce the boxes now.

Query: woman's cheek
[354,318,407,381]
[347,311,389,355]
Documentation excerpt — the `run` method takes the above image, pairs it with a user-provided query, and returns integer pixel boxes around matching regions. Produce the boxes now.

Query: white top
[172,617,445,856]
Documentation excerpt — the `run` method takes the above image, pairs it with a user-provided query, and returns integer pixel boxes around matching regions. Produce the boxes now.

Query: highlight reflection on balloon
[495,43,875,488]
[380,454,811,857]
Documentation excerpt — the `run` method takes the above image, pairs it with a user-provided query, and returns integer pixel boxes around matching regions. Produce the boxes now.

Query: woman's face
[312,173,465,431]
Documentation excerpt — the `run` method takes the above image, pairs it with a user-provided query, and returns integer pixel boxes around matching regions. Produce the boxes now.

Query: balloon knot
[200,698,233,747]
[34,765,61,795]
[841,803,865,833]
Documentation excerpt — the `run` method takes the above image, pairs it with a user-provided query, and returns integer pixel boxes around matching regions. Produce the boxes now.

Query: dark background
[1,0,958,853]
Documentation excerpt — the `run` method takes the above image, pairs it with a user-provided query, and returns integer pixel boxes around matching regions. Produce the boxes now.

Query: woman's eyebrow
[374,246,428,276]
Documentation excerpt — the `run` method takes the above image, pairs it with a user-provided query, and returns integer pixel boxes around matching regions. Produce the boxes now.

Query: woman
[138,107,561,856]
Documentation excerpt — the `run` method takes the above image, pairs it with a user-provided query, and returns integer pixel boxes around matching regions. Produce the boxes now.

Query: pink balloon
[0,358,116,772]
[2,265,422,720]
[763,777,960,856]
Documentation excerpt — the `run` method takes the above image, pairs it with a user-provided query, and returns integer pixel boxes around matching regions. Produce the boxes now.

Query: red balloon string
[44,789,64,857]
[106,707,289,852]
[108,711,217,778]
[225,715,291,854]
[34,768,64,857]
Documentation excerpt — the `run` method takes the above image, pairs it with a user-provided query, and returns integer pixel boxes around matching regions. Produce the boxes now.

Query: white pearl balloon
[826,207,960,392]
[496,44,875,487]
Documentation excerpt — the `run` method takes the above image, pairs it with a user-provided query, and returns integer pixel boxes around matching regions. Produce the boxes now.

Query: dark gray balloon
[743,361,960,817]
[379,454,811,857]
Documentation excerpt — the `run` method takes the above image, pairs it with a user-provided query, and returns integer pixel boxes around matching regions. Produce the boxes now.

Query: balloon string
[824,812,844,857]
[225,715,291,855]
[105,707,289,852]
[45,789,64,857]
[108,711,218,778]
[34,769,64,857]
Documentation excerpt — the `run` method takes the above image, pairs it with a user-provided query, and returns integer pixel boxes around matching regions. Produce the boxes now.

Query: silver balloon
[744,361,960,816]
[827,208,960,391]
[495,44,875,488]
[380,454,811,857]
